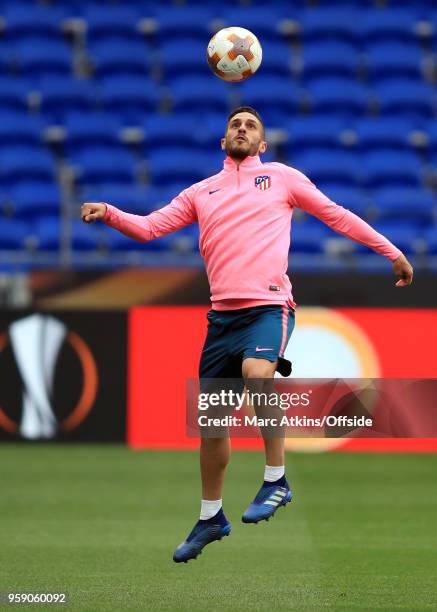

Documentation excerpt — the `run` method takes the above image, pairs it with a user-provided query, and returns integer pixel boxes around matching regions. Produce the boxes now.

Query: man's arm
[287,168,413,286]
[81,188,197,242]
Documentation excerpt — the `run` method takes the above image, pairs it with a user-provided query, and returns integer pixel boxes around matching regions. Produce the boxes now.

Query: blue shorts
[199,304,295,379]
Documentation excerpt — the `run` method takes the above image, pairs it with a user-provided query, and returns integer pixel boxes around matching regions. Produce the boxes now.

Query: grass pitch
[1,445,437,611]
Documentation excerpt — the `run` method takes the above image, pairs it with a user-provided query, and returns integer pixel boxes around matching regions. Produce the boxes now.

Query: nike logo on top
[255,347,274,352]
[209,189,221,194]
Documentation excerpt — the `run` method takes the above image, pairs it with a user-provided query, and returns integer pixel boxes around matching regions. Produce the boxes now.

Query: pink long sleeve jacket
[103,155,402,309]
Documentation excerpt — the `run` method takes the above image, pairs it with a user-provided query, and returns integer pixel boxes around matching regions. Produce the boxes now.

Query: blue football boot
[173,509,231,563]
[242,478,293,524]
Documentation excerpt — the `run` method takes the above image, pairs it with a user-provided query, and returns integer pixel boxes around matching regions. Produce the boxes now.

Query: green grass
[1,446,437,611]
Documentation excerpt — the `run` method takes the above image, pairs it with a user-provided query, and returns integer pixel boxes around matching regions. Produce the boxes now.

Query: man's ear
[259,140,267,154]
[221,137,226,150]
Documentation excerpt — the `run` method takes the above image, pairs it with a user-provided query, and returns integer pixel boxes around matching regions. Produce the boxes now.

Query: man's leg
[200,437,231,500]
[241,357,292,523]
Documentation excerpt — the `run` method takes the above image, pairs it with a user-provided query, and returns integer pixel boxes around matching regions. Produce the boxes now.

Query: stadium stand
[0,0,435,272]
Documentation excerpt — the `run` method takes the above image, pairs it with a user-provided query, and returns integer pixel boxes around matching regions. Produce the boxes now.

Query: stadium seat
[307,78,370,117]
[159,39,211,78]
[302,41,360,79]
[299,8,360,44]
[99,76,160,123]
[290,221,330,254]
[318,186,371,217]
[0,219,32,249]
[240,76,300,124]
[374,79,436,120]
[0,77,31,112]
[0,146,56,186]
[258,41,292,76]
[425,227,437,254]
[147,148,223,184]
[363,150,422,187]
[70,146,137,185]
[220,7,287,40]
[366,42,424,81]
[168,224,200,253]
[143,114,199,150]
[64,112,122,151]
[82,5,141,41]
[38,76,98,122]
[34,216,101,251]
[8,181,61,219]
[153,6,216,40]
[372,221,424,254]
[353,118,415,151]
[169,76,231,113]
[14,37,72,77]
[424,121,437,152]
[81,184,166,215]
[286,116,349,151]
[361,9,418,43]
[291,150,361,186]
[90,39,153,78]
[0,111,45,147]
[371,187,435,223]
[4,4,65,40]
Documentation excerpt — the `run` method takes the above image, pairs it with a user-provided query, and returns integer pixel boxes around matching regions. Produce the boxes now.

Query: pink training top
[103,155,402,310]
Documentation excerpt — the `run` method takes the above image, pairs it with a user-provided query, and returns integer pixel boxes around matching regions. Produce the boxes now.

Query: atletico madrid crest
[255,175,271,190]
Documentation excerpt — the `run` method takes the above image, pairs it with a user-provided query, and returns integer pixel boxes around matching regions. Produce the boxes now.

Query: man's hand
[81,202,107,223]
[393,253,413,287]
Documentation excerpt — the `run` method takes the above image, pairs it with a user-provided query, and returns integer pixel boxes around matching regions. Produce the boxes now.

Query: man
[81,107,413,563]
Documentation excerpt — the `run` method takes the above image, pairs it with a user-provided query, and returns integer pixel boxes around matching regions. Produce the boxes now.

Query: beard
[225,137,260,160]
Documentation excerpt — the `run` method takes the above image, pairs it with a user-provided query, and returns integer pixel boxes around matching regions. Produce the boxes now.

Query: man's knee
[243,357,277,380]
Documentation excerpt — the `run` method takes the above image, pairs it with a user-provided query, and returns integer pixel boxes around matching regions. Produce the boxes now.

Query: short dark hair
[227,106,265,137]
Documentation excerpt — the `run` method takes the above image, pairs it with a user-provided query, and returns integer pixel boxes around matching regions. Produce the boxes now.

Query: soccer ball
[207,27,262,82]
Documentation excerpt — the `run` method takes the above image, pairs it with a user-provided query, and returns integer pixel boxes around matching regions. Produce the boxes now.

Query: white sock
[264,465,285,482]
[200,499,222,520]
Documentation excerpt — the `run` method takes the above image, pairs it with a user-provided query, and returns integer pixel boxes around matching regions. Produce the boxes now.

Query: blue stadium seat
[362,9,417,43]
[425,227,437,254]
[299,8,360,44]
[375,79,436,120]
[81,184,166,215]
[4,4,65,40]
[83,5,141,41]
[147,148,223,184]
[153,6,215,40]
[424,121,437,152]
[38,76,98,122]
[0,111,45,147]
[0,219,32,249]
[90,39,152,78]
[371,186,435,223]
[0,77,31,112]
[169,76,231,113]
[100,76,160,123]
[286,116,349,151]
[259,41,292,76]
[372,221,424,254]
[220,7,287,40]
[302,41,360,79]
[363,150,422,187]
[290,222,330,254]
[34,216,60,250]
[366,42,423,81]
[8,181,61,219]
[14,37,72,77]
[353,118,415,150]
[168,224,200,253]
[291,150,361,186]
[0,146,55,186]
[307,78,370,117]
[240,76,300,125]
[34,216,100,251]
[160,39,210,78]
[143,114,199,150]
[65,112,122,151]
[319,186,370,217]
[71,146,137,185]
